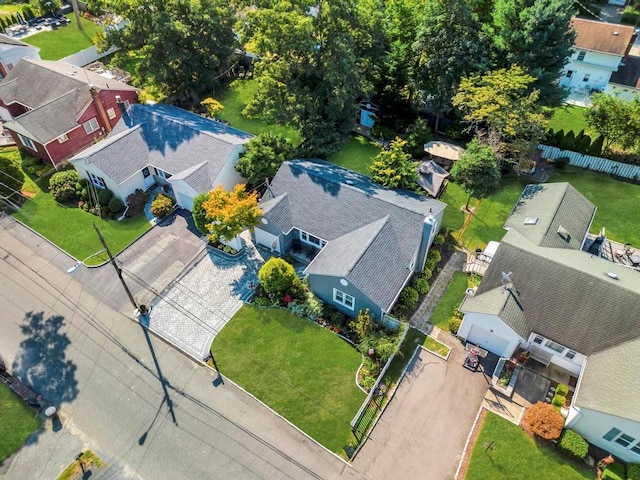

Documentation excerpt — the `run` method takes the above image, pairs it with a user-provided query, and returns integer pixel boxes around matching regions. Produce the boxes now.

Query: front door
[142,167,155,189]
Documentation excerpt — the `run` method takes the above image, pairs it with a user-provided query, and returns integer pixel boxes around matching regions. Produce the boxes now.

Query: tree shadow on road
[11,311,79,407]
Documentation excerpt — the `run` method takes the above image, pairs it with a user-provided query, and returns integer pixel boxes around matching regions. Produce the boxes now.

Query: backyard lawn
[429,271,471,330]
[0,383,41,462]
[2,147,150,264]
[465,412,592,480]
[548,105,589,135]
[23,15,102,60]
[327,136,380,175]
[215,80,303,145]
[211,305,366,454]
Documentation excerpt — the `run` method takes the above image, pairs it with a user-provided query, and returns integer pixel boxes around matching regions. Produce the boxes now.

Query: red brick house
[0,58,138,166]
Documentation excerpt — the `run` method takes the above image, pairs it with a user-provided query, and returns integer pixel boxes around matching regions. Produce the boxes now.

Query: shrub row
[545,129,604,157]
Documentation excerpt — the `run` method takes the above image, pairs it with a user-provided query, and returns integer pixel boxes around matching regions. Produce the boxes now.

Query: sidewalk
[410,250,466,333]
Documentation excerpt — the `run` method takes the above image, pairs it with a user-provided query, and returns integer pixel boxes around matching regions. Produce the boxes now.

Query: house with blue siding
[253,159,447,319]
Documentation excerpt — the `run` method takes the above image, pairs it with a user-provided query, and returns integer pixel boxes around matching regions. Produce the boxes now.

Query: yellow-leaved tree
[199,185,262,242]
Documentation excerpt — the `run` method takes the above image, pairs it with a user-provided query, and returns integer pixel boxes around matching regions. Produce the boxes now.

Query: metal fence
[61,45,119,67]
[538,144,640,180]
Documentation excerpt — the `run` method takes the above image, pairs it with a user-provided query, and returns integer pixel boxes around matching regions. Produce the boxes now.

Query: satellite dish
[501,271,513,284]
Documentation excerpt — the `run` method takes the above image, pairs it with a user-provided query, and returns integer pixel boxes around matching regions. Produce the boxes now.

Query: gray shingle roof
[505,183,596,250]
[0,58,137,142]
[574,338,640,422]
[71,103,253,192]
[0,33,33,47]
[262,160,447,311]
[417,160,449,197]
[476,229,640,356]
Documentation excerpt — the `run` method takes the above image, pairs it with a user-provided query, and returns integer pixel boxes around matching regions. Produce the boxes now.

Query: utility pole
[92,222,139,311]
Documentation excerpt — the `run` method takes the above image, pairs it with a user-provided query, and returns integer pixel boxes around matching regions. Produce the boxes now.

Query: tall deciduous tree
[369,138,417,190]
[486,0,575,106]
[196,185,262,242]
[241,0,381,156]
[236,133,295,186]
[453,65,547,166]
[585,93,640,154]
[450,138,500,210]
[102,0,236,105]
[412,0,486,132]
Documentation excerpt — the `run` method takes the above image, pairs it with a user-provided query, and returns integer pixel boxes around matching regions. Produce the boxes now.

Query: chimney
[416,215,437,272]
[89,85,112,134]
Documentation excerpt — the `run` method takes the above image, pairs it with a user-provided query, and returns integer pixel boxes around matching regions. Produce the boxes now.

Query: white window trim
[83,117,99,135]
[604,429,640,455]
[57,133,68,143]
[18,133,36,150]
[333,288,355,311]
[88,172,106,189]
[107,107,116,119]
[299,229,327,248]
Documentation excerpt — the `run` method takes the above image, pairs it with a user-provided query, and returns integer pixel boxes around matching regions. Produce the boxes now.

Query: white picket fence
[60,44,119,67]
[538,144,640,180]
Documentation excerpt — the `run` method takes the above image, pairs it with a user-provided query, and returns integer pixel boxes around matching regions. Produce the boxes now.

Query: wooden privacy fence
[538,144,640,180]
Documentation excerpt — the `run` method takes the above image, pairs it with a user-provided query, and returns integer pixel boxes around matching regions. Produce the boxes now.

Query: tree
[349,308,374,342]
[39,0,60,16]
[404,118,432,158]
[411,0,486,132]
[521,402,564,440]
[201,98,224,118]
[258,257,300,297]
[486,0,575,106]
[191,193,209,234]
[241,0,382,156]
[450,138,500,210]
[102,0,236,105]
[196,185,261,242]
[235,133,295,186]
[452,65,547,166]
[369,138,417,190]
[0,156,24,201]
[585,93,640,154]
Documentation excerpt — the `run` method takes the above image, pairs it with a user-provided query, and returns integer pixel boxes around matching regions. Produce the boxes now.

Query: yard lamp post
[67,222,142,313]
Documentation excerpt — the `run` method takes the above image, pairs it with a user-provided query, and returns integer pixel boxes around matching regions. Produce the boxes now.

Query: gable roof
[417,160,449,197]
[609,55,640,89]
[0,58,137,142]
[0,33,34,48]
[504,183,596,250]
[71,103,252,193]
[571,18,636,56]
[262,159,447,311]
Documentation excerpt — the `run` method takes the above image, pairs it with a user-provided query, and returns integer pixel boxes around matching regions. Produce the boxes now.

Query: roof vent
[607,272,619,280]
[345,179,354,185]
[557,225,570,241]
[524,217,538,225]
[613,31,619,36]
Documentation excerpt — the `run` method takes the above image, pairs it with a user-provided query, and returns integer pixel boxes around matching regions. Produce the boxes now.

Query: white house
[605,55,640,100]
[561,18,636,93]
[70,103,252,210]
[0,34,39,79]
[458,183,640,462]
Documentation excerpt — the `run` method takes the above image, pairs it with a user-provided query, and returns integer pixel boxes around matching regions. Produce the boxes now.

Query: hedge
[603,463,626,480]
[558,430,589,460]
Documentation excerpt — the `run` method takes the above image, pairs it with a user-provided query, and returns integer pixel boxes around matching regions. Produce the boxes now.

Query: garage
[467,324,509,356]
[177,192,194,211]
[254,228,280,253]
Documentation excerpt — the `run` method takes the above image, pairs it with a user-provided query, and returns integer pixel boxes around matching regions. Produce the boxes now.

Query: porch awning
[528,345,553,367]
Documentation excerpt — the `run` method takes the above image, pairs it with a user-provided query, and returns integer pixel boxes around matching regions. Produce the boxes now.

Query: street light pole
[92,222,139,311]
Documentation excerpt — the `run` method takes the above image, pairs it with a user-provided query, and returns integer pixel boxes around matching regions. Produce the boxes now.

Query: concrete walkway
[410,250,466,333]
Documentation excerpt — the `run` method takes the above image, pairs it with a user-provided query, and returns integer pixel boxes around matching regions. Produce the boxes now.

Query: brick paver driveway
[348,336,488,480]
[147,234,266,360]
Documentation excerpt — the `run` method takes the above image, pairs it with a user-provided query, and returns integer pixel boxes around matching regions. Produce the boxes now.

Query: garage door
[467,325,509,356]
[254,228,280,253]
[177,192,194,211]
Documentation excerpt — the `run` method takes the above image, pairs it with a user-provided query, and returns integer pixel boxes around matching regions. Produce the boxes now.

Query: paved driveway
[147,234,266,360]
[348,336,488,480]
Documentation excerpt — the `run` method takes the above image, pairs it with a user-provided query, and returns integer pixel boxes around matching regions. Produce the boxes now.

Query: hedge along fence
[539,144,640,180]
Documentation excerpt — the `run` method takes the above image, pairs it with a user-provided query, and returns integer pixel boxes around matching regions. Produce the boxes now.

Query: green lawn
[327,136,380,175]
[211,305,366,454]
[0,383,41,462]
[215,80,303,145]
[440,183,469,233]
[548,105,589,135]
[385,327,427,385]
[429,271,471,330]
[423,336,450,357]
[3,147,150,264]
[465,412,593,480]
[23,15,103,60]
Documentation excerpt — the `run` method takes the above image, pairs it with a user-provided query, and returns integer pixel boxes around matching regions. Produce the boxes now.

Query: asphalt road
[0,224,353,480]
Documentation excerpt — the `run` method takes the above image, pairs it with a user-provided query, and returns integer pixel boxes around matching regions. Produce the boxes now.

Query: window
[632,444,640,456]
[577,50,586,61]
[565,350,576,360]
[83,117,99,134]
[566,70,573,78]
[604,428,622,441]
[545,340,565,353]
[155,168,172,180]
[88,172,106,189]
[583,73,591,82]
[124,100,131,109]
[616,434,636,448]
[57,134,68,143]
[18,133,36,150]
[533,335,544,345]
[107,107,116,119]
[300,230,327,248]
[333,288,355,310]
